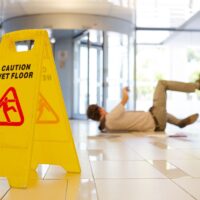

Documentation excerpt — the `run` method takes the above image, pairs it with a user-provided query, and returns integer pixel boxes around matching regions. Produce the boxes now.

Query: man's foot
[178,113,199,128]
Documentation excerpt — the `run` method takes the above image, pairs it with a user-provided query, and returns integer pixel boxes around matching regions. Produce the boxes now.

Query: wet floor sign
[0,30,80,188]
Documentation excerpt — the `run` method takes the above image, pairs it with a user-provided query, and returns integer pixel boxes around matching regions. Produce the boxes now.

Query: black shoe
[178,113,199,128]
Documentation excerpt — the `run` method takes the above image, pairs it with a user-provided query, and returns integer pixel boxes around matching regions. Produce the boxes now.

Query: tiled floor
[1,120,200,200]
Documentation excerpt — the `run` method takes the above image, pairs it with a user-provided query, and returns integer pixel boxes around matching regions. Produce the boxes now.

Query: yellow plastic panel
[0,30,80,188]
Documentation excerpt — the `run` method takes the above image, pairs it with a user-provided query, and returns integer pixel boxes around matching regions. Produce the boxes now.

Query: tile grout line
[64,179,68,200]
[1,185,11,200]
[43,165,50,180]
[125,135,199,199]
[87,149,100,200]
[170,178,198,200]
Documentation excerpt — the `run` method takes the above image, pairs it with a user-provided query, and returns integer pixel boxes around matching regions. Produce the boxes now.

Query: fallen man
[87,80,199,132]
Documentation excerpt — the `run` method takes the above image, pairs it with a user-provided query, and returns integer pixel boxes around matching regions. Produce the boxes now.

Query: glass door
[73,30,103,119]
[89,46,103,106]
[104,31,133,111]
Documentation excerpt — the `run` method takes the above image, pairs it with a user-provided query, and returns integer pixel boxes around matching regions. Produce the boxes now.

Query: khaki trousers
[150,80,199,131]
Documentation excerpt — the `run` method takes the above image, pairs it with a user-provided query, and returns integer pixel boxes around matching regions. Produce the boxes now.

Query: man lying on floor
[87,80,200,133]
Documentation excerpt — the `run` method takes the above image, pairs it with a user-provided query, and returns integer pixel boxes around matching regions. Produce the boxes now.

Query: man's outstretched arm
[120,87,129,106]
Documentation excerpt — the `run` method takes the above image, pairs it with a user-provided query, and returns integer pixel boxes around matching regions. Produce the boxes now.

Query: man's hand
[121,87,129,106]
[123,87,130,92]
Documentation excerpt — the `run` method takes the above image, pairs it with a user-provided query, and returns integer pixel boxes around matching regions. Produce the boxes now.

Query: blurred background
[1,0,200,120]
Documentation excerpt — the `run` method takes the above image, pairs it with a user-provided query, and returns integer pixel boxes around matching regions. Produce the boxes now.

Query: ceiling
[1,0,199,29]
[1,0,200,44]
[136,0,200,29]
[0,0,134,24]
[163,11,200,46]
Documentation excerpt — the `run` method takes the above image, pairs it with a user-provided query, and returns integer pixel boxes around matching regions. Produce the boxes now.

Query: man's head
[87,104,107,121]
[87,104,101,121]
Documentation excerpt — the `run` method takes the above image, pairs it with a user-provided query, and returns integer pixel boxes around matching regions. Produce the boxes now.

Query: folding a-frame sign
[0,30,80,188]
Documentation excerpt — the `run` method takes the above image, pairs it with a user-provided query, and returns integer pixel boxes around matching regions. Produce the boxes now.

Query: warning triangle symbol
[0,87,24,126]
[36,93,59,124]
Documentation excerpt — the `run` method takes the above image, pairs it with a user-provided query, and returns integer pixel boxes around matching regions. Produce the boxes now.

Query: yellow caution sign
[0,30,81,188]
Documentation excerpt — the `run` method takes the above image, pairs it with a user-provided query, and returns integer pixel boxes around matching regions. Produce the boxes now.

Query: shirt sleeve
[108,103,125,119]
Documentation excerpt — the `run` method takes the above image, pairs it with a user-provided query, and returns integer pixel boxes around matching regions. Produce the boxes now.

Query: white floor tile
[135,149,195,160]
[77,151,94,179]
[0,179,10,199]
[2,120,200,200]
[36,164,50,179]
[87,140,125,150]
[148,160,189,179]
[91,161,166,178]
[163,135,200,149]
[173,177,200,200]
[88,148,143,161]
[182,149,200,159]
[170,160,200,177]
[2,180,67,200]
[66,177,98,200]
[44,168,98,200]
[44,165,67,180]
[95,179,195,200]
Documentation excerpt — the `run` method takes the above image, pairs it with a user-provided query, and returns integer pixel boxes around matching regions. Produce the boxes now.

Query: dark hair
[87,104,101,121]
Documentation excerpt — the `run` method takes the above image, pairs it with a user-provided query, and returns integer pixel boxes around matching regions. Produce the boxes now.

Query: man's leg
[151,80,199,131]
[167,113,181,126]
[167,113,199,128]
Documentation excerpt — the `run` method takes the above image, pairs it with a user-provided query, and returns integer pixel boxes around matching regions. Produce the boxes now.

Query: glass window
[79,46,89,115]
[73,30,103,118]
[89,29,103,44]
[89,47,103,106]
[73,30,133,118]
[106,32,129,111]
[137,30,171,44]
[136,32,200,119]
[136,0,200,28]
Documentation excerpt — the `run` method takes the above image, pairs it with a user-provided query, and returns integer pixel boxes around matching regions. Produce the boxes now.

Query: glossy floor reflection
[1,120,200,200]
